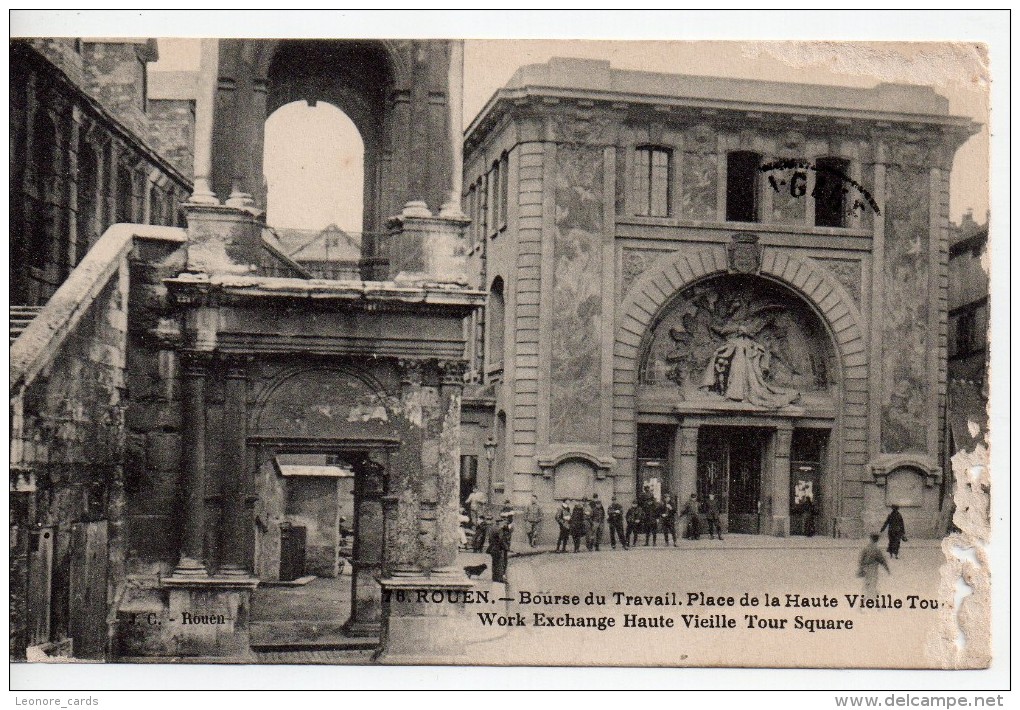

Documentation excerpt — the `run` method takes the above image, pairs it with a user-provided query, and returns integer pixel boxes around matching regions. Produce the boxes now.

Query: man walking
[704,493,723,540]
[607,496,628,549]
[880,505,907,559]
[625,500,643,548]
[590,494,606,551]
[524,494,543,548]
[857,533,890,598]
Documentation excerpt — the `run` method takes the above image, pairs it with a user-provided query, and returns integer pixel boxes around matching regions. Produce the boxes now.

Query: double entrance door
[697,426,769,534]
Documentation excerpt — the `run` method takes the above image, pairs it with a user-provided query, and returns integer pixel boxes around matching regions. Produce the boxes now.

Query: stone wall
[148,99,195,178]
[9,263,130,659]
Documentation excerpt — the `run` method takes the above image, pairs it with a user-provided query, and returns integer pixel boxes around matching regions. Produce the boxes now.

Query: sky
[150,37,989,232]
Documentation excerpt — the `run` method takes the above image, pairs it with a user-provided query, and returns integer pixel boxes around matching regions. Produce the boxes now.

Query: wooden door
[69,521,108,658]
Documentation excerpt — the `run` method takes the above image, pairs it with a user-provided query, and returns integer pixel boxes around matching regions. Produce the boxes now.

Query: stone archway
[614,244,868,533]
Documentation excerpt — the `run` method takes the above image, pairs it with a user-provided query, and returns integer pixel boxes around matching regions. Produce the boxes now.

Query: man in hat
[607,495,628,550]
[704,493,723,540]
[487,512,513,583]
[554,501,571,552]
[465,486,487,526]
[625,500,643,548]
[569,499,587,553]
[590,493,606,551]
[472,514,490,553]
[681,493,702,540]
[524,494,543,548]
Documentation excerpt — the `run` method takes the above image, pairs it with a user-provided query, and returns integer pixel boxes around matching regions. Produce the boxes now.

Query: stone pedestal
[385,202,470,284]
[183,202,264,274]
[376,572,474,663]
[160,576,259,659]
[344,455,387,638]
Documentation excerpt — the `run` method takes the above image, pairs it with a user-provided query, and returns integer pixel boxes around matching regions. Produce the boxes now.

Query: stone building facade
[10,39,193,308]
[11,38,482,662]
[462,58,977,543]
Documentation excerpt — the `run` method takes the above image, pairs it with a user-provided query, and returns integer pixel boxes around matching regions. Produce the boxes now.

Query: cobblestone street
[467,537,952,668]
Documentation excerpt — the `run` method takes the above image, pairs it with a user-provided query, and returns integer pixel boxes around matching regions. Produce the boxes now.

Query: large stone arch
[613,244,868,467]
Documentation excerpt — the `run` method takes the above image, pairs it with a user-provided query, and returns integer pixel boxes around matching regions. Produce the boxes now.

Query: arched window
[30,110,58,268]
[76,141,99,261]
[487,276,506,374]
[115,164,134,224]
[498,151,509,229]
[263,100,365,233]
[148,182,164,226]
[633,145,671,217]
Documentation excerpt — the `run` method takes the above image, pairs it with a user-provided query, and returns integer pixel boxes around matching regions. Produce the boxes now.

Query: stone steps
[249,620,378,653]
[10,306,44,346]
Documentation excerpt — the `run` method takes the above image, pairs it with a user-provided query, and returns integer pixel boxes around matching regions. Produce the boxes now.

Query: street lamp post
[483,435,497,517]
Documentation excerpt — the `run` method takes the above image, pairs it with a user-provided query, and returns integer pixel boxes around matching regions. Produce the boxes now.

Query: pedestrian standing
[879,505,907,559]
[569,500,586,553]
[466,486,487,526]
[625,502,643,548]
[660,495,678,546]
[704,493,723,540]
[583,500,596,551]
[590,494,606,551]
[681,494,702,540]
[487,514,513,583]
[607,496,628,549]
[472,514,490,552]
[857,533,890,598]
[524,494,543,548]
[555,501,571,552]
[642,493,659,546]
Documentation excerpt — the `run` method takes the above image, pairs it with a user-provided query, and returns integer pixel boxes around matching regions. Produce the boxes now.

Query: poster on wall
[9,9,1004,704]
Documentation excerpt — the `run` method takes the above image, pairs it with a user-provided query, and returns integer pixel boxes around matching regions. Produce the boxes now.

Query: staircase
[10,306,44,346]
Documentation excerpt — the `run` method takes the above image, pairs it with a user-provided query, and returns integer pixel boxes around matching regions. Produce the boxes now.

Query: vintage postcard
[8,10,1004,694]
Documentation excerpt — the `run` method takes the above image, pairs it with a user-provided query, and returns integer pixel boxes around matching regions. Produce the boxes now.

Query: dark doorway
[698,427,768,534]
[636,424,674,501]
[790,429,829,536]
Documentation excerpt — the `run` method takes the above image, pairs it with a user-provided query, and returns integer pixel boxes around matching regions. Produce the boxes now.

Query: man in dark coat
[607,496,628,549]
[660,495,678,546]
[590,494,606,551]
[569,500,587,553]
[625,501,643,548]
[554,501,571,552]
[681,494,702,540]
[879,505,907,559]
[641,491,659,546]
[487,514,513,583]
[472,514,490,552]
[704,493,723,540]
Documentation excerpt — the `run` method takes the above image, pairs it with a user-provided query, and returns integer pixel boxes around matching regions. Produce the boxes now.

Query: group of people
[553,494,614,552]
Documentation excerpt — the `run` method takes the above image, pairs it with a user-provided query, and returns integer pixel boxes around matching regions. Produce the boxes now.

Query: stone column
[344,453,387,637]
[218,356,253,577]
[674,422,699,503]
[770,424,793,537]
[439,40,465,219]
[189,38,219,205]
[170,351,210,578]
[377,359,472,663]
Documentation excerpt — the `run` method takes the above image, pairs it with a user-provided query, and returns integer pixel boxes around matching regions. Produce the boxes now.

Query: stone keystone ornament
[727,233,763,274]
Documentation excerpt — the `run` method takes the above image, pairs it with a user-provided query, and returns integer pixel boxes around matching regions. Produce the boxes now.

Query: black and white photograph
[7,9,1007,701]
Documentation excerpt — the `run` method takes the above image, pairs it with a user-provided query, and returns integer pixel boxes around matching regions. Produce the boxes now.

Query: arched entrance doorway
[615,243,867,537]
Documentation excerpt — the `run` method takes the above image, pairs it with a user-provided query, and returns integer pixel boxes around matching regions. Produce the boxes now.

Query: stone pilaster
[770,425,794,537]
[675,423,699,503]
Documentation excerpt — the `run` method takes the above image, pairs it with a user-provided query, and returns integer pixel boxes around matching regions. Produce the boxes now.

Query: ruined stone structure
[462,58,977,543]
[11,38,482,662]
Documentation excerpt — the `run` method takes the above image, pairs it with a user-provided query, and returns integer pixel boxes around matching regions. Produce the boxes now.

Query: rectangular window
[955,310,977,356]
[633,146,671,217]
[814,157,850,228]
[498,152,509,229]
[726,151,760,223]
[488,161,500,235]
